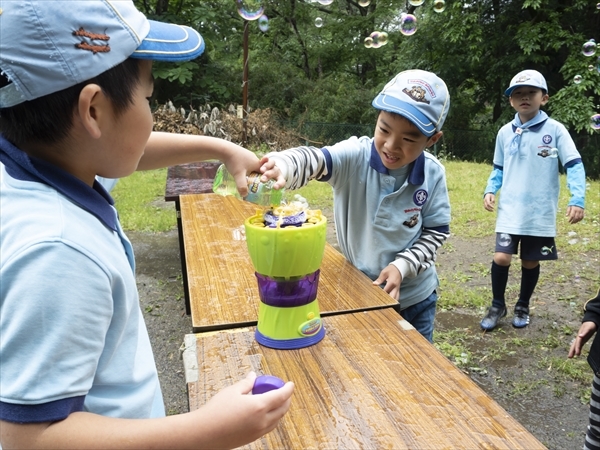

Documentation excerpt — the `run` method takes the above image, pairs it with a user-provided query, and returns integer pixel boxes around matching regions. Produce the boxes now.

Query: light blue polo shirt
[488,116,584,236]
[0,135,164,424]
[321,136,451,309]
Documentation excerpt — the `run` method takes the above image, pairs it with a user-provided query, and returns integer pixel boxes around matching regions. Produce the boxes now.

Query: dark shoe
[480,306,507,331]
[512,305,530,328]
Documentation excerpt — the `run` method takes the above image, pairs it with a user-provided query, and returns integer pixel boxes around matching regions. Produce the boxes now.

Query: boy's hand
[483,193,495,212]
[373,265,402,301]
[258,156,287,190]
[566,205,585,224]
[196,372,294,448]
[568,321,597,358]
[221,148,261,198]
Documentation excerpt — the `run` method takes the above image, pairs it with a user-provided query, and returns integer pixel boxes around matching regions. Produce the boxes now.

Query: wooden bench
[182,308,545,449]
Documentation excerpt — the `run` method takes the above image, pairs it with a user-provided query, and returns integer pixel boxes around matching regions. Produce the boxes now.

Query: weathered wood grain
[185,308,546,449]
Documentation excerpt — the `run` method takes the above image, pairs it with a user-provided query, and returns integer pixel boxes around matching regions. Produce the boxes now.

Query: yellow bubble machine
[244,206,327,349]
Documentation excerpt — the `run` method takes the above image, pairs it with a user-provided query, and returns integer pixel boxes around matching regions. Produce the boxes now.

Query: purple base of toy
[255,326,326,350]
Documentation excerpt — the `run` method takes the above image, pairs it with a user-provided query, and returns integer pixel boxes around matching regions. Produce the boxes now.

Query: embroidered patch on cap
[73,27,110,54]
[402,86,430,104]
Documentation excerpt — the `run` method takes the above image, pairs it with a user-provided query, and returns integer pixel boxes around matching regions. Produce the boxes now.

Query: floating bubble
[582,40,597,57]
[408,0,424,6]
[591,114,600,130]
[400,14,417,36]
[364,36,373,48]
[358,0,371,6]
[597,2,600,8]
[433,0,446,13]
[317,0,334,4]
[314,17,323,28]
[540,246,552,256]
[258,14,269,32]
[369,32,382,49]
[573,74,582,84]
[498,233,512,247]
[236,0,264,21]
[378,31,389,46]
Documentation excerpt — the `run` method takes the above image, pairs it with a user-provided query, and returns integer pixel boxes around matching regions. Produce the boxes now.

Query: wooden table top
[179,194,397,332]
[182,308,545,449]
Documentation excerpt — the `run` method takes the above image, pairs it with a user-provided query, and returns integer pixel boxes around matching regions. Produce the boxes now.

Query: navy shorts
[494,233,558,261]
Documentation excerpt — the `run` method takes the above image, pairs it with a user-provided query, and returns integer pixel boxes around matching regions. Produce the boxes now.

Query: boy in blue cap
[0,1,293,448]
[480,69,586,331]
[259,69,451,343]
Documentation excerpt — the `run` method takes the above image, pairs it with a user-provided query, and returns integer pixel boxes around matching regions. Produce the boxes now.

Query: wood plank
[183,308,545,449]
[179,194,397,332]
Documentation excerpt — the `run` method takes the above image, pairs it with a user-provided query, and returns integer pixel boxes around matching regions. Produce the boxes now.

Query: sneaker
[512,305,530,328]
[480,306,507,331]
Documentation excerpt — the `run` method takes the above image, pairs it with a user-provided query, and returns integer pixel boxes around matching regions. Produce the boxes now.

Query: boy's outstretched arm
[138,132,261,197]
[0,373,294,450]
[259,146,329,190]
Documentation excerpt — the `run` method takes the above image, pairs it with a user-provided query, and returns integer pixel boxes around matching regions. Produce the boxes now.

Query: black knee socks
[491,261,510,309]
[516,264,540,309]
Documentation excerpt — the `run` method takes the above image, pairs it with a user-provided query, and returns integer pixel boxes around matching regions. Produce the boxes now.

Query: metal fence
[291,122,600,179]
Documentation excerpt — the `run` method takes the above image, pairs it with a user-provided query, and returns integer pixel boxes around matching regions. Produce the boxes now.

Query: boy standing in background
[0,1,293,448]
[259,69,452,343]
[480,69,586,331]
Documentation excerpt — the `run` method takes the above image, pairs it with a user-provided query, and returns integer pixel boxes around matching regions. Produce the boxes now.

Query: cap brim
[132,21,204,62]
[372,94,435,137]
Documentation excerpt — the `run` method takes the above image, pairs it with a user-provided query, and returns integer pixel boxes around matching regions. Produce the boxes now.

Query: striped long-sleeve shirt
[265,136,451,309]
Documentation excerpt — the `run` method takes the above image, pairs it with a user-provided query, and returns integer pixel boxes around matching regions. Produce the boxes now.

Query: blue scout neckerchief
[508,110,549,155]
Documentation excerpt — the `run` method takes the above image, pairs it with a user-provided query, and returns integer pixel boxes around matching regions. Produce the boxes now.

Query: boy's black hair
[0,58,141,147]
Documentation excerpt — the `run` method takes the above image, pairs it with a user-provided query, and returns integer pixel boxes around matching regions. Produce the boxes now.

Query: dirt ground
[133,203,598,450]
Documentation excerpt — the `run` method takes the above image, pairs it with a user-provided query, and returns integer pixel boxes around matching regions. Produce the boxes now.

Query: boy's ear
[76,84,108,140]
[427,131,443,147]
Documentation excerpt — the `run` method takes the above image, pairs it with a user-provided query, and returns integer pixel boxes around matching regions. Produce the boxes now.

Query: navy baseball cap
[0,0,205,108]
[505,70,548,97]
[372,69,450,137]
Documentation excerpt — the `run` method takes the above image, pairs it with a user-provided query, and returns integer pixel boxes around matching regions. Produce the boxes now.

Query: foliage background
[135,0,600,177]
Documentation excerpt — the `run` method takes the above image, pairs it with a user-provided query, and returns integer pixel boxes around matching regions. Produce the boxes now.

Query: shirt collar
[0,134,118,231]
[369,140,426,185]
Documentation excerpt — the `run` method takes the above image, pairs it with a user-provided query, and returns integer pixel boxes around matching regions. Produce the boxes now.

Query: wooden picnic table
[179,193,397,332]
[182,307,546,449]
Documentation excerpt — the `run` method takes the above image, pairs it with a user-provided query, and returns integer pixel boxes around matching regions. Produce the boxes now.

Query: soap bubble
[400,14,417,36]
[364,36,373,48]
[369,32,382,48]
[378,31,389,46]
[236,0,264,20]
[433,0,446,13]
[582,40,597,57]
[589,64,595,72]
[408,0,424,5]
[318,0,334,4]
[591,114,600,130]
[258,14,269,32]
[573,74,582,84]
[358,0,371,6]
[315,17,323,27]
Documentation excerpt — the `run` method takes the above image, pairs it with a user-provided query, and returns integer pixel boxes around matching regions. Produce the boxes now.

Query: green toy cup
[244,211,327,280]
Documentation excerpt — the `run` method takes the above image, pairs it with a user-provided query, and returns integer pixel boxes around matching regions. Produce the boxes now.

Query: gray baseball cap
[372,69,450,137]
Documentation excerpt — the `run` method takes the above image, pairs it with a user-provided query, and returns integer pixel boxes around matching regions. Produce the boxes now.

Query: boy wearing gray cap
[259,69,452,343]
[480,69,586,332]
[0,1,293,448]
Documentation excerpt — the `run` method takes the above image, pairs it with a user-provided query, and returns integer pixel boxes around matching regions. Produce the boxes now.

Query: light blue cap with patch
[0,0,205,108]
[372,69,450,137]
[504,69,548,97]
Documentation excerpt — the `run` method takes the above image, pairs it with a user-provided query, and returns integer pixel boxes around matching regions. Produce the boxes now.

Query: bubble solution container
[244,209,327,349]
